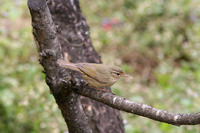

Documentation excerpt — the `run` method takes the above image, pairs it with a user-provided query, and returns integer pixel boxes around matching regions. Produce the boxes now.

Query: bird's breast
[82,74,114,88]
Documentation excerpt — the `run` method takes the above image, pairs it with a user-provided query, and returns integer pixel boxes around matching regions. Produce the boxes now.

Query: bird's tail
[57,59,79,71]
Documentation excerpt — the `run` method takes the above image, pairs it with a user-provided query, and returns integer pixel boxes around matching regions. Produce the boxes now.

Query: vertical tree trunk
[29,0,124,132]
[47,0,124,132]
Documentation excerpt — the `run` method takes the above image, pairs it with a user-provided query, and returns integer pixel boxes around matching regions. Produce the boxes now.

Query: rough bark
[28,0,124,133]
[28,0,91,133]
[47,0,124,133]
[74,86,200,126]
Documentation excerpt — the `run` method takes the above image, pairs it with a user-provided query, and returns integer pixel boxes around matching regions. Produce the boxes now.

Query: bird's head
[110,66,131,80]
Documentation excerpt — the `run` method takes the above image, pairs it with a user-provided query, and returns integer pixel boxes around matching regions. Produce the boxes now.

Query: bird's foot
[93,87,109,95]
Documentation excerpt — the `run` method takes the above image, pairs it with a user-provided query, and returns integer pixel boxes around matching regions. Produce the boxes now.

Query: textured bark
[47,0,124,132]
[28,0,124,133]
[28,0,91,133]
[74,86,200,126]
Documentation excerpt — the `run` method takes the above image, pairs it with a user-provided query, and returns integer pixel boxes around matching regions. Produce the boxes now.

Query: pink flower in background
[102,18,123,30]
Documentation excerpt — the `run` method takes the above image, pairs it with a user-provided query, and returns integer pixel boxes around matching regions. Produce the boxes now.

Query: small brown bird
[57,59,130,91]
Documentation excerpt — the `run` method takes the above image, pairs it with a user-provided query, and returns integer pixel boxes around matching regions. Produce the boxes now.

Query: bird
[57,59,130,92]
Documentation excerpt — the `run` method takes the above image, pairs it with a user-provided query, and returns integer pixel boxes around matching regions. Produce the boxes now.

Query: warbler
[57,59,130,91]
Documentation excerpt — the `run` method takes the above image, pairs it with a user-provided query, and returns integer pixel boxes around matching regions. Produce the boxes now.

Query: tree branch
[27,0,92,132]
[27,0,200,130]
[72,82,200,126]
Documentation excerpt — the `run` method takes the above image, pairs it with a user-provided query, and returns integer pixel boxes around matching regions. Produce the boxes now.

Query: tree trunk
[29,0,124,132]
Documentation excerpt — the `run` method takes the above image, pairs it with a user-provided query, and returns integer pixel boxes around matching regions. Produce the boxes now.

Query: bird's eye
[116,73,120,75]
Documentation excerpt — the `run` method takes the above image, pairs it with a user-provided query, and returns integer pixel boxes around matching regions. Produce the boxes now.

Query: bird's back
[76,63,114,87]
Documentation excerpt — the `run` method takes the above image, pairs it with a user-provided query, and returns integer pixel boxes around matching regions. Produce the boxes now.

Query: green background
[0,0,200,132]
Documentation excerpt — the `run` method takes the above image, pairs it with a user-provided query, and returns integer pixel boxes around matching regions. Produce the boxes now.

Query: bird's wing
[76,63,97,77]
[76,63,110,84]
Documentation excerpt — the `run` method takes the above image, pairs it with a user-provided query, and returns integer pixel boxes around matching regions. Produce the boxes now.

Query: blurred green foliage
[0,0,200,133]
[81,0,200,132]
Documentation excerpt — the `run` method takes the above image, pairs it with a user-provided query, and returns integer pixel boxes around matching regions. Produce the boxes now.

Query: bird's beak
[122,73,132,79]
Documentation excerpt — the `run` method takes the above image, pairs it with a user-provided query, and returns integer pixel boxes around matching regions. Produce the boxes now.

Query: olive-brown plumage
[57,60,129,89]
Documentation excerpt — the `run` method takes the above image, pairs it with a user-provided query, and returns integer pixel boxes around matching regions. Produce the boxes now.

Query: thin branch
[73,84,200,126]
[27,0,92,132]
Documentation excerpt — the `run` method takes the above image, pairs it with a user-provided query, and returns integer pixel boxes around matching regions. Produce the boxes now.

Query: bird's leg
[96,87,109,95]
[83,83,108,93]
[94,87,108,92]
